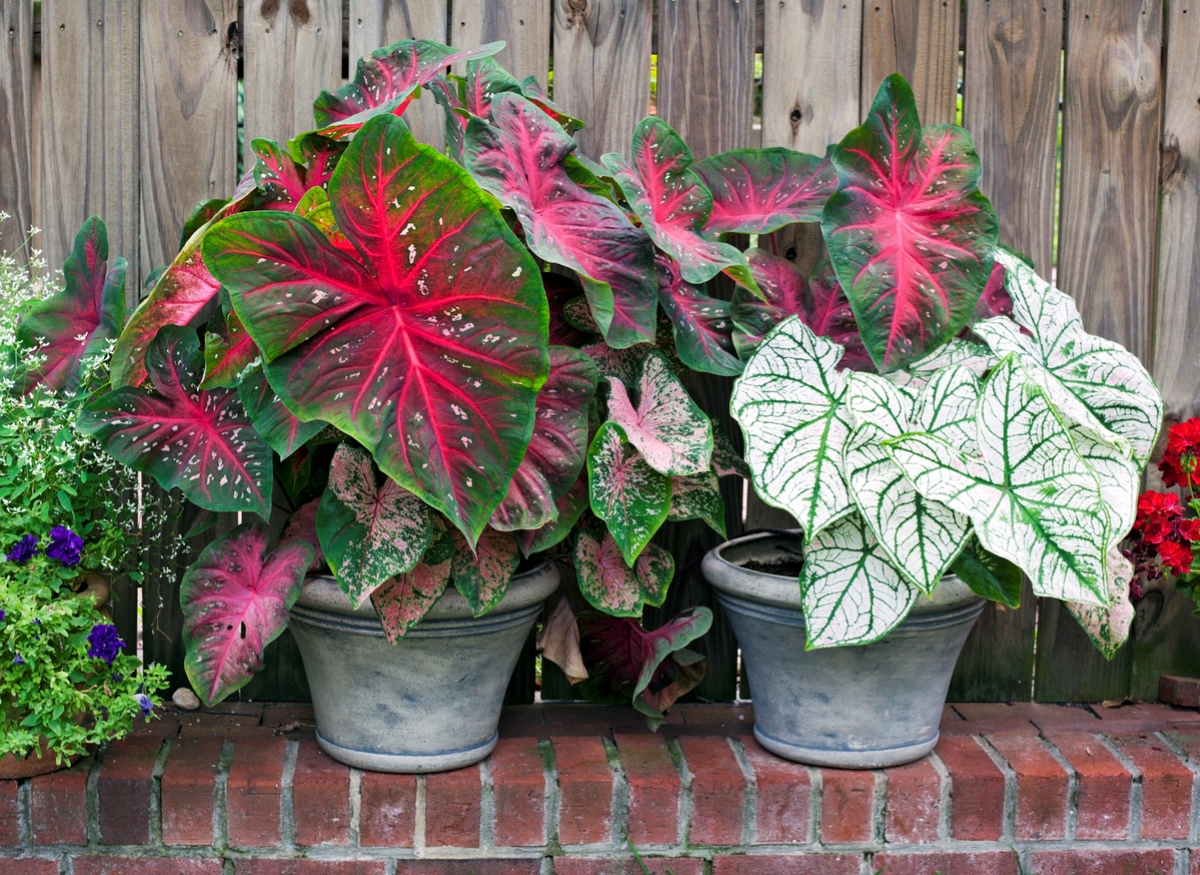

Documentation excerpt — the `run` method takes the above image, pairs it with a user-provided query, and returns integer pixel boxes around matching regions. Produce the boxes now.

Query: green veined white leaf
[1065,549,1136,659]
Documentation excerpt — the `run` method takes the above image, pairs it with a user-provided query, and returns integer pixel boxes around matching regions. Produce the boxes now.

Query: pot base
[316,729,499,773]
[754,725,939,770]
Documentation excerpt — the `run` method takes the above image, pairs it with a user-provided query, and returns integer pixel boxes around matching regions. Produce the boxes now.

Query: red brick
[293,739,350,846]
[225,736,286,847]
[1160,674,1200,708]
[161,736,223,846]
[874,852,1020,875]
[884,756,940,843]
[425,764,482,847]
[4,861,59,875]
[393,863,541,874]
[0,779,20,845]
[553,859,705,875]
[820,768,875,844]
[935,735,1005,841]
[97,734,163,845]
[988,734,1068,840]
[712,856,860,875]
[1110,734,1192,839]
[742,738,812,844]
[679,735,744,845]
[1031,849,1177,875]
[30,754,91,845]
[615,733,681,846]
[359,771,417,847]
[73,860,224,875]
[553,735,614,845]
[1044,732,1131,840]
[489,736,546,847]
[234,863,386,875]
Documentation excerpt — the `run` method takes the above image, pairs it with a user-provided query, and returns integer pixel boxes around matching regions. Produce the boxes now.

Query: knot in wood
[260,0,280,20]
[289,0,311,25]
[567,0,588,25]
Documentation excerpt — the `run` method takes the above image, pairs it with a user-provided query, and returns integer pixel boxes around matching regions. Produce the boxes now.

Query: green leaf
[950,539,1022,608]
[587,422,672,565]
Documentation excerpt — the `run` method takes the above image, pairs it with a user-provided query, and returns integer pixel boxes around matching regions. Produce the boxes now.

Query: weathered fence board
[452,0,550,84]
[862,0,961,125]
[0,0,34,256]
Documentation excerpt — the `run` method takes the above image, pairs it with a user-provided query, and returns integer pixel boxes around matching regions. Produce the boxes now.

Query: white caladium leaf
[606,350,713,477]
[800,513,922,647]
[978,248,1163,465]
[1066,549,1136,659]
[908,338,998,378]
[731,316,854,540]
[844,371,914,436]
[884,357,1111,605]
[914,366,984,456]
[1070,426,1140,551]
[574,527,674,617]
[587,422,673,565]
[668,469,727,538]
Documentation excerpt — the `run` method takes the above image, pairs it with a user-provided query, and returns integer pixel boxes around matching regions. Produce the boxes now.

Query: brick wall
[4,702,1200,875]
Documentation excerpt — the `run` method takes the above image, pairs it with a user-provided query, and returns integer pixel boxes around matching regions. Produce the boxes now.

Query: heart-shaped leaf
[370,559,452,643]
[462,93,658,348]
[602,118,753,287]
[731,316,854,540]
[517,477,589,556]
[205,113,548,545]
[587,422,673,564]
[316,443,433,607]
[906,337,998,380]
[822,73,999,373]
[490,347,598,532]
[656,256,742,377]
[669,469,726,537]
[520,75,583,133]
[452,527,520,616]
[574,526,674,617]
[884,356,1111,605]
[79,326,273,517]
[201,302,259,390]
[1066,549,1136,659]
[180,521,314,706]
[693,147,837,234]
[17,216,126,393]
[605,351,713,477]
[236,367,327,460]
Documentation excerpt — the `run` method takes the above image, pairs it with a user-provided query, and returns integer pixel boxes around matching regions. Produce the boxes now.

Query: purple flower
[6,534,38,563]
[0,609,6,623]
[87,623,124,665]
[12,654,24,665]
[135,694,152,716]
[45,526,83,567]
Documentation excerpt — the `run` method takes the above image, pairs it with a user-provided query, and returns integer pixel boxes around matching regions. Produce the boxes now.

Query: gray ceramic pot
[702,531,985,769]
[289,560,559,773]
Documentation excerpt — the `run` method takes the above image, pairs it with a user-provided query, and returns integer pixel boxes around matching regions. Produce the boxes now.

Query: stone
[172,688,201,711]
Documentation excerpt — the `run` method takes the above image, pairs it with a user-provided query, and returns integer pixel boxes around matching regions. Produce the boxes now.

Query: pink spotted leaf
[200,301,260,390]
[451,527,520,616]
[669,469,726,537]
[281,497,325,573]
[371,559,452,642]
[586,422,673,565]
[573,526,674,617]
[693,147,837,234]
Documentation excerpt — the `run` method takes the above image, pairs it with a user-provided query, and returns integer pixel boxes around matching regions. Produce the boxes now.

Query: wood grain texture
[552,0,652,161]
[1034,598,1133,704]
[348,0,447,148]
[138,0,239,280]
[242,0,342,147]
[0,0,33,258]
[453,0,551,84]
[861,0,961,125]
[39,1,140,296]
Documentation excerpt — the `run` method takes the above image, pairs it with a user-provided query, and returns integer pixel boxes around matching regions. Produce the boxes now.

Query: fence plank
[1036,0,1162,703]
[552,0,652,161]
[452,0,551,85]
[0,0,33,258]
[139,0,238,279]
[242,0,342,148]
[651,0,756,702]
[348,0,447,148]
[861,0,960,125]
[38,1,140,296]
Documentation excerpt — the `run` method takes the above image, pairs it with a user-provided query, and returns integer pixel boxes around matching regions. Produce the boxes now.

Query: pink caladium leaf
[517,476,589,556]
[519,75,583,133]
[79,326,273,517]
[251,139,310,210]
[587,422,673,565]
[451,527,520,616]
[803,259,875,371]
[288,132,347,193]
[17,216,126,393]
[822,73,999,373]
[604,351,713,477]
[464,56,524,117]
[602,118,754,288]
[577,607,711,727]
[236,367,327,460]
[574,526,674,617]
[180,521,314,707]
[491,347,599,532]
[669,469,727,537]
[655,256,742,377]
[462,92,658,348]
[711,427,751,480]
[316,443,434,607]
[693,147,837,235]
[200,301,260,390]
[281,497,324,572]
[204,113,548,546]
[973,260,1013,322]
[371,559,452,642]
[313,39,504,137]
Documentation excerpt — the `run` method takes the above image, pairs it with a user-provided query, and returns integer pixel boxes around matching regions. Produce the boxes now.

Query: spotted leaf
[587,422,672,564]
[693,147,837,234]
[370,559,452,643]
[574,527,674,617]
[236,367,327,460]
[656,256,742,377]
[200,304,260,390]
[1066,550,1136,659]
[668,469,726,537]
[452,527,520,617]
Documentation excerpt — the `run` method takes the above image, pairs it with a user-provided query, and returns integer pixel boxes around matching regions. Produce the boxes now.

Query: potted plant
[701,75,1164,767]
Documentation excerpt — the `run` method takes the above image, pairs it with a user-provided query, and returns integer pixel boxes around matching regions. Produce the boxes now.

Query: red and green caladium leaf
[462,92,658,349]
[602,118,753,289]
[451,526,520,616]
[574,526,674,617]
[490,347,598,532]
[281,497,324,572]
[655,256,742,377]
[79,326,274,517]
[822,73,999,373]
[517,476,589,556]
[204,113,548,546]
[200,299,260,390]
[371,559,452,642]
[316,443,433,607]
[587,422,673,565]
[312,39,505,137]
[17,216,126,393]
[252,139,310,210]
[693,147,837,235]
[577,607,712,727]
[237,367,327,459]
[180,521,314,707]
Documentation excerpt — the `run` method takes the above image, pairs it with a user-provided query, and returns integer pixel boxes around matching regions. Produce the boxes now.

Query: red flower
[1135,491,1185,544]
[1178,518,1200,543]
[1157,540,1194,576]
[1161,418,1200,489]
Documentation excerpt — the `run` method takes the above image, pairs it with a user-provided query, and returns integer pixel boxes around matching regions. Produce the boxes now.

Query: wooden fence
[1,0,1198,705]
